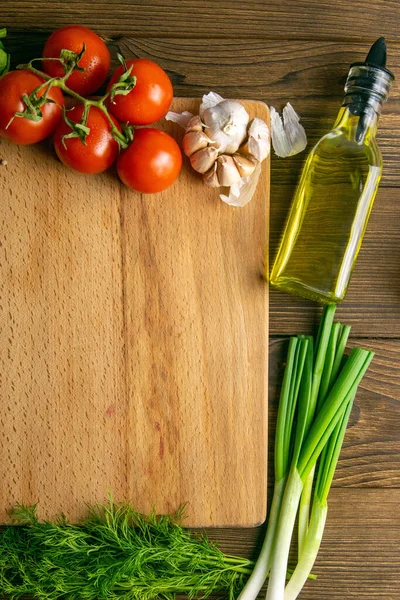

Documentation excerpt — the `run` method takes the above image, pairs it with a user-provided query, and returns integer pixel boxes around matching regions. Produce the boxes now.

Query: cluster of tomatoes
[0,25,182,193]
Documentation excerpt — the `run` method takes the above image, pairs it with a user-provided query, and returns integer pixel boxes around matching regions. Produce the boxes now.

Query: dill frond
[0,500,252,599]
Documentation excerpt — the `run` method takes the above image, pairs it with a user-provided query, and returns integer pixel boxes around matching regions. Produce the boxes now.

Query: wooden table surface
[2,1,400,598]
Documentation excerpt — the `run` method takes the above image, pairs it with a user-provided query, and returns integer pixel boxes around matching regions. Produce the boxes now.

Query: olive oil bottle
[270,38,394,304]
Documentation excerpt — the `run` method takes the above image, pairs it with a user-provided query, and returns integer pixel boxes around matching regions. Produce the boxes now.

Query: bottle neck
[336,63,393,144]
[333,104,379,144]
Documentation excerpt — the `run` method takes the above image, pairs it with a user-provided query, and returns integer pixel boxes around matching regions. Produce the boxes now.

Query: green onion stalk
[237,337,309,600]
[297,307,337,554]
[284,393,355,600]
[298,319,350,554]
[238,307,374,600]
[266,345,373,599]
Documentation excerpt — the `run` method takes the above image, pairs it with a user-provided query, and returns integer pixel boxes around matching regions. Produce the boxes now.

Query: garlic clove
[203,163,220,188]
[182,131,211,157]
[190,146,219,174]
[220,162,261,207]
[185,115,204,133]
[216,155,242,187]
[232,153,257,178]
[247,118,270,161]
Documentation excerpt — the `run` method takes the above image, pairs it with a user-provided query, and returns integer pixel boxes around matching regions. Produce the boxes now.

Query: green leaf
[0,27,10,76]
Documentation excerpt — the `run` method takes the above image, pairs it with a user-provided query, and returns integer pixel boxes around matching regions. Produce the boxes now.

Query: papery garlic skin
[270,103,307,158]
[165,110,193,129]
[220,163,262,208]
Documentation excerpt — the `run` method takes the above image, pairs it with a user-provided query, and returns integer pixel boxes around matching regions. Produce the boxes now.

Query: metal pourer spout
[344,37,394,142]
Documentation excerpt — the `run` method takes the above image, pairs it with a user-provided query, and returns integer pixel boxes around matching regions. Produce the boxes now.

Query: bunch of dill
[0,500,253,600]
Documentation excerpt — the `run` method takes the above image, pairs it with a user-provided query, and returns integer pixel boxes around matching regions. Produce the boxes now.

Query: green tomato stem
[17,61,131,148]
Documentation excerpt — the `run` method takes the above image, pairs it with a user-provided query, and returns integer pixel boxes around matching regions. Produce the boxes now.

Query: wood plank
[0,153,128,516]
[2,0,400,42]
[0,99,269,527]
[190,489,400,599]
[5,35,400,187]
[121,99,269,527]
[268,338,400,487]
[268,187,400,338]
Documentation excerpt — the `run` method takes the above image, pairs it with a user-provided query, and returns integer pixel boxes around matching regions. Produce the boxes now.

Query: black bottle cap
[351,37,394,79]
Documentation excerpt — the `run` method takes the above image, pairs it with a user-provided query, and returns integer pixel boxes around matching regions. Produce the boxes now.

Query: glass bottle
[270,38,394,304]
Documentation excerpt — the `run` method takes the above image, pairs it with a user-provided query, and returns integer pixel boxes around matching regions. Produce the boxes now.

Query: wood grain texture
[2,0,400,41]
[5,36,400,187]
[0,99,269,527]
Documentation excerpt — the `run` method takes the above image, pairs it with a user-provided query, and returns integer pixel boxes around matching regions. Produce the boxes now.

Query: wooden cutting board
[0,99,269,527]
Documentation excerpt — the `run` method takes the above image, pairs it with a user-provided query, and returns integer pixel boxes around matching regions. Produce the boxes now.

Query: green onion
[297,306,336,552]
[239,308,373,600]
[298,319,351,554]
[284,394,355,600]
[238,337,309,600]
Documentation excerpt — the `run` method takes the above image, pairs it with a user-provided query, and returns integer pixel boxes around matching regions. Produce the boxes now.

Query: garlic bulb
[202,100,249,154]
[199,91,225,115]
[165,92,271,207]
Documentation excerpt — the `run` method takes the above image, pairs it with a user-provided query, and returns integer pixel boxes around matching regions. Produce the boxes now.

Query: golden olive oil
[270,38,394,304]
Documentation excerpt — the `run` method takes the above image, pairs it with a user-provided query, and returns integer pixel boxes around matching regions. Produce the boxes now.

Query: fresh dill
[0,500,253,600]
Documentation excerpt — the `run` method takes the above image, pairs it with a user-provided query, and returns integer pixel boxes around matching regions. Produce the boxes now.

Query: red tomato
[42,25,110,96]
[0,70,64,145]
[117,128,182,193]
[53,104,120,174]
[106,59,173,125]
